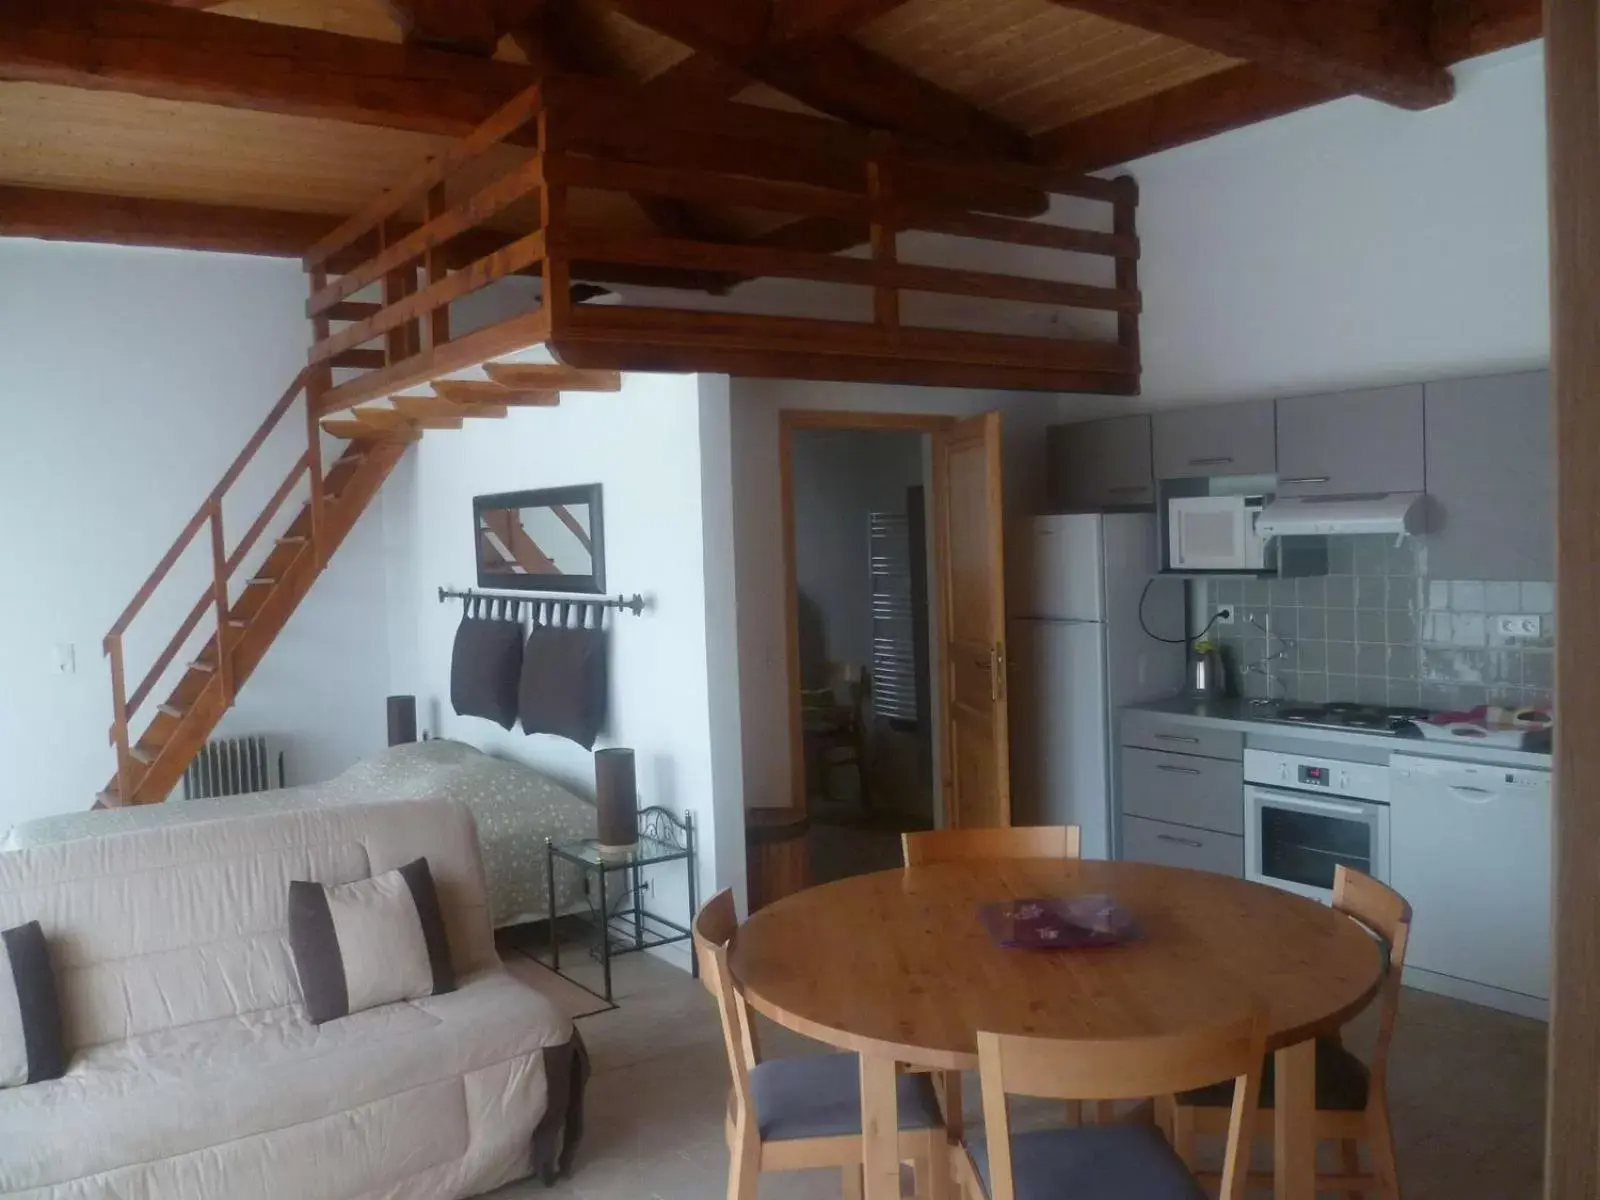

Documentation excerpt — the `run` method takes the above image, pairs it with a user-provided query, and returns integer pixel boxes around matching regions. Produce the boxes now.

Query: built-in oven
[1243,749,1390,904]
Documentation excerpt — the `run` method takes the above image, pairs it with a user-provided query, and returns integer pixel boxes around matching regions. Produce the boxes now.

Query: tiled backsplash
[1196,537,1554,712]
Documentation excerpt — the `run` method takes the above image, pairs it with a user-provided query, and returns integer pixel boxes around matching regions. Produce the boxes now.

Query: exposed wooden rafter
[599,0,1032,160]
[384,0,504,56]
[1043,0,1452,110]
[0,0,534,135]
[1032,64,1339,172]
[1033,0,1540,170]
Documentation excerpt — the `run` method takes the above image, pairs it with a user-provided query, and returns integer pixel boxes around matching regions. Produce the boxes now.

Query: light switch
[55,643,76,675]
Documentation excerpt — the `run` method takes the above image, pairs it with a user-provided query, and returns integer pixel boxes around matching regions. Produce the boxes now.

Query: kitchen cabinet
[1123,816,1243,876]
[1152,399,1277,480]
[1117,713,1244,878]
[1424,370,1553,581]
[1046,415,1153,511]
[1275,384,1425,498]
[1121,748,1244,834]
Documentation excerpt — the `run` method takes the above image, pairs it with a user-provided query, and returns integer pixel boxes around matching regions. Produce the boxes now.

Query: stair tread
[482,363,621,392]
[158,703,186,718]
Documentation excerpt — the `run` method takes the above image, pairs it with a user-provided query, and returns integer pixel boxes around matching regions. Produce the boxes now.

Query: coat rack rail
[438,586,646,616]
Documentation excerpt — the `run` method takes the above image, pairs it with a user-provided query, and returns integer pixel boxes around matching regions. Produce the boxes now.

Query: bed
[4,739,597,928]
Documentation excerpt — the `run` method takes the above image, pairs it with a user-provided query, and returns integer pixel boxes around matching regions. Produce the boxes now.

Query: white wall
[1066,44,1550,418]
[0,241,391,829]
[730,379,1068,810]
[381,371,747,939]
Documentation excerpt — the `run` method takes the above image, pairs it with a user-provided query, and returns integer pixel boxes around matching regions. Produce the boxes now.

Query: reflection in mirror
[473,485,605,593]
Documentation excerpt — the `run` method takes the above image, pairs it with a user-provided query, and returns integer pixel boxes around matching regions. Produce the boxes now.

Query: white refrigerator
[1009,514,1186,859]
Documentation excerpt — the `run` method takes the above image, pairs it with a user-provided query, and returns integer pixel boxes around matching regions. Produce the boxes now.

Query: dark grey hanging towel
[519,606,608,750]
[450,597,524,730]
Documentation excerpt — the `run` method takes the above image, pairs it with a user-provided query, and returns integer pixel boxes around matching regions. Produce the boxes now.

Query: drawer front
[1120,747,1244,834]
[1122,816,1244,878]
[1120,713,1243,761]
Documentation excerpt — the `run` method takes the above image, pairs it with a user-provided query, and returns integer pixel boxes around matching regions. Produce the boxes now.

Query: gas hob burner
[1262,701,1434,736]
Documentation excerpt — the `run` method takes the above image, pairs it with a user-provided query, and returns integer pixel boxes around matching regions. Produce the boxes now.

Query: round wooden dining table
[729,857,1384,1200]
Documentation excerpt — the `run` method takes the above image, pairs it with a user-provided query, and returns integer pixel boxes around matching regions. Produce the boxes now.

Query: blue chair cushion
[748,1053,944,1142]
[966,1124,1207,1200]
[1177,1036,1369,1113]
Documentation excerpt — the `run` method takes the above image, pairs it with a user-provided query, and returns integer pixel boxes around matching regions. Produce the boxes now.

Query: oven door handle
[1248,787,1376,820]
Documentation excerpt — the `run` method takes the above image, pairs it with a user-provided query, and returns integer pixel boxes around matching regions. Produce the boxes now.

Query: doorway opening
[787,421,941,883]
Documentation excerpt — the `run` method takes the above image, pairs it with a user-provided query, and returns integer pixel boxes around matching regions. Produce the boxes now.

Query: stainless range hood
[1256,493,1427,538]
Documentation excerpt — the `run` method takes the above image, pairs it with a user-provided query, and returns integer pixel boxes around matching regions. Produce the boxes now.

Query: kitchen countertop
[1124,696,1552,770]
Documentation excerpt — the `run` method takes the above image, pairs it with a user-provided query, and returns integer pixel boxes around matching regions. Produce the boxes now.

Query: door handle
[1189,456,1234,467]
[1156,833,1205,849]
[1153,733,1199,744]
[990,644,1006,703]
[1156,764,1202,776]
[1280,476,1332,486]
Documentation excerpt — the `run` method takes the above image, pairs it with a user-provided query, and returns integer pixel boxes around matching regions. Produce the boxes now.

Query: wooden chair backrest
[902,825,1081,866]
[1332,865,1413,1091]
[693,889,760,1110]
[976,1013,1267,1200]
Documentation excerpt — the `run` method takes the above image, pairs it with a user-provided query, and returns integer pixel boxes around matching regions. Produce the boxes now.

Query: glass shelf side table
[543,806,698,1004]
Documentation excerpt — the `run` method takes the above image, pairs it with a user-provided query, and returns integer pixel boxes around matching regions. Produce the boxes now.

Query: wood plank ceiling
[0,0,1544,267]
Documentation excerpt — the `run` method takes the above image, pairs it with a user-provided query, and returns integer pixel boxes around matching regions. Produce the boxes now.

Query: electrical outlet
[1214,607,1234,625]
[1494,614,1543,639]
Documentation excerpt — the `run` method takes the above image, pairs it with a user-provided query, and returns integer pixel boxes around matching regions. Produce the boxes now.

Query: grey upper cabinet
[1152,400,1277,480]
[1424,370,1552,581]
[1276,384,1426,498]
[1047,415,1154,511]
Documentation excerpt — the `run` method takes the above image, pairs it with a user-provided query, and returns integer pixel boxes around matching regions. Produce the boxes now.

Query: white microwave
[1168,495,1268,571]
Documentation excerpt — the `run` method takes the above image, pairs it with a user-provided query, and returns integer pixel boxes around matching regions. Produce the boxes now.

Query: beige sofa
[0,798,586,1200]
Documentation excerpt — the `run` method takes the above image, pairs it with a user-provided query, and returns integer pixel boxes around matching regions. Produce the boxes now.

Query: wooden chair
[1167,866,1411,1198]
[902,825,1086,1130]
[960,1013,1267,1200]
[801,662,871,808]
[901,825,1082,866]
[693,889,954,1200]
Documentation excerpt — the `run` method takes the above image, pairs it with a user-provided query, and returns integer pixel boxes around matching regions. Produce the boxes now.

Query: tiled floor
[491,954,1547,1199]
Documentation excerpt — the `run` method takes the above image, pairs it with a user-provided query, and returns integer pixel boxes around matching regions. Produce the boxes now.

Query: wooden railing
[103,368,315,802]
[301,73,1143,406]
[302,83,552,415]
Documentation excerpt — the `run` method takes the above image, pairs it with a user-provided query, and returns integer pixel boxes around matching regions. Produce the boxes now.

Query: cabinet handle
[1156,764,1202,776]
[1156,833,1205,849]
[1108,485,1148,496]
[1153,733,1199,744]
[1280,476,1332,486]
[1189,456,1234,466]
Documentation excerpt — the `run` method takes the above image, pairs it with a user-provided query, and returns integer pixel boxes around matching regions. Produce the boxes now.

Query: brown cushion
[1177,1036,1370,1113]
[0,921,66,1087]
[450,607,524,730]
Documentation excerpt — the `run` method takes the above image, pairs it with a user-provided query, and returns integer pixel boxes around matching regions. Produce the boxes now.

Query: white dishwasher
[1389,755,1551,1009]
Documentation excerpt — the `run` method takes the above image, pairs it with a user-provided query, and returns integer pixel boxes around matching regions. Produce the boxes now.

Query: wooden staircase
[99,358,620,808]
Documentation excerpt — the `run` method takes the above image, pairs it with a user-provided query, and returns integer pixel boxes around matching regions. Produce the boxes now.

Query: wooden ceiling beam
[383,0,503,55]
[1034,0,1540,171]
[1044,0,1452,110]
[0,0,537,136]
[600,0,1030,160]
[768,0,917,45]
[1430,0,1541,62]
[1032,64,1339,172]
[0,185,341,257]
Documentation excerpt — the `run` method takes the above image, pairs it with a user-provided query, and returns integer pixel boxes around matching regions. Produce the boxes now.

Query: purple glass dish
[977,895,1138,949]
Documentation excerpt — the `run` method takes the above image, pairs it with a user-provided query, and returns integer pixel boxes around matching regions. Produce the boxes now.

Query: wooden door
[936,412,1010,829]
[1546,0,1599,1194]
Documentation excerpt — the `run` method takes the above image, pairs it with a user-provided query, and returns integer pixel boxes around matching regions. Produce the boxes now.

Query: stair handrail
[104,367,317,803]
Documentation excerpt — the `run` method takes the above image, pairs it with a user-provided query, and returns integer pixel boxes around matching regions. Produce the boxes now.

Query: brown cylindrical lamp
[595,748,638,856]
[387,695,418,746]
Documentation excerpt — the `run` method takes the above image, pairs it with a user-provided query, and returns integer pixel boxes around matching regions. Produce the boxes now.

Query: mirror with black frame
[473,485,605,594]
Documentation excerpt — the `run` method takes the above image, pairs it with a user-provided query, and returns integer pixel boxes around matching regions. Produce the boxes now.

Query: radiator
[182,736,284,800]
